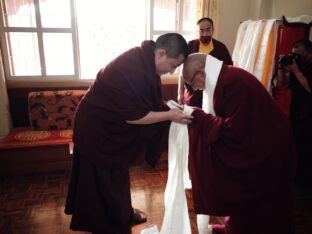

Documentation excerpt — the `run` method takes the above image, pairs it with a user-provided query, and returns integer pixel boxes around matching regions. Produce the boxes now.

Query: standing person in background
[178,17,233,107]
[275,39,312,188]
[65,33,192,234]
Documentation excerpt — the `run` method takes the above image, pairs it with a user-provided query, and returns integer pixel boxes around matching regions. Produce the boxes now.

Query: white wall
[270,0,312,18]
[217,0,251,54]
[216,0,312,54]
[259,0,272,19]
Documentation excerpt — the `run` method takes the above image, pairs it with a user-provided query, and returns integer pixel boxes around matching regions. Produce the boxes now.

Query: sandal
[132,208,147,224]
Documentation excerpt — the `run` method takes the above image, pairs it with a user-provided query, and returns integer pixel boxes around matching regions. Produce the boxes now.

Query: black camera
[280,53,300,66]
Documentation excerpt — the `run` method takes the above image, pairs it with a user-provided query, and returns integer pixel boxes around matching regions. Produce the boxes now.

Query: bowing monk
[65,33,192,234]
[183,53,297,234]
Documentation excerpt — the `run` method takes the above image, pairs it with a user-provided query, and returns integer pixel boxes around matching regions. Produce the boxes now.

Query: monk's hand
[168,108,193,124]
[285,59,300,74]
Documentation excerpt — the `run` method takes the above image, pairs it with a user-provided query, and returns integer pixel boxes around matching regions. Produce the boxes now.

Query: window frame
[0,0,197,82]
[150,0,197,39]
[0,0,79,81]
[150,0,198,78]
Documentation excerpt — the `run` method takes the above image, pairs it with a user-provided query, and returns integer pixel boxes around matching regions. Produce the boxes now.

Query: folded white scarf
[142,56,222,234]
[159,105,193,234]
[197,55,222,234]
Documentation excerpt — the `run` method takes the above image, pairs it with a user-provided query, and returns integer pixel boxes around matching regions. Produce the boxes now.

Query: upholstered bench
[0,90,86,175]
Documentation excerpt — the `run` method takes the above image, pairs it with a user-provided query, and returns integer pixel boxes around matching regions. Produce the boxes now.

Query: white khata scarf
[197,55,222,234]
[141,55,222,234]
[202,54,223,115]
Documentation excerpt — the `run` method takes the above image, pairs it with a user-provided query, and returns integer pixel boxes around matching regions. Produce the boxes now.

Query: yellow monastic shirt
[199,40,214,54]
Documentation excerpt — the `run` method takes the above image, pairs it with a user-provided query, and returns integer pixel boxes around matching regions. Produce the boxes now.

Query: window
[151,0,198,41]
[0,0,77,80]
[0,0,199,81]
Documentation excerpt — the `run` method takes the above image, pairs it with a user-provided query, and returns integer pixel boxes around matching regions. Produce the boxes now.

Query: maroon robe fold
[184,38,233,107]
[188,65,297,233]
[73,40,170,168]
[66,40,170,233]
[188,39,233,65]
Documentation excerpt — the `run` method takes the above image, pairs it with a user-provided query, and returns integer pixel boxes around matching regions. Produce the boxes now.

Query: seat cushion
[0,127,73,149]
[28,90,86,130]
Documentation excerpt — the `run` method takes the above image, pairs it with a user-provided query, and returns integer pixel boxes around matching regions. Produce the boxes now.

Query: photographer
[275,39,312,187]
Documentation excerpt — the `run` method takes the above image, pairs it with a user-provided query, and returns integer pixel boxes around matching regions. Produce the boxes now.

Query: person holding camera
[275,39,312,187]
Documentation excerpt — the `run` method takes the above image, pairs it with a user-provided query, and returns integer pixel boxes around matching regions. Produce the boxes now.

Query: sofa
[0,90,86,175]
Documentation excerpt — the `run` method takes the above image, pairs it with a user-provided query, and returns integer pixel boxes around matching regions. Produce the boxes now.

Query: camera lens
[280,53,299,66]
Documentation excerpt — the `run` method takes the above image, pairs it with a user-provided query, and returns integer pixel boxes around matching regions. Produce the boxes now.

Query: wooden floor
[0,159,312,234]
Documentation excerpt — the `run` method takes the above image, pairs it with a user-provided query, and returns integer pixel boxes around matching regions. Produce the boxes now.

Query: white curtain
[0,48,12,139]
[232,19,278,92]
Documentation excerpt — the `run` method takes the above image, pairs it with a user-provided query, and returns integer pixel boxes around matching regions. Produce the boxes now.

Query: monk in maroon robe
[64,33,192,234]
[183,53,297,234]
[178,17,233,108]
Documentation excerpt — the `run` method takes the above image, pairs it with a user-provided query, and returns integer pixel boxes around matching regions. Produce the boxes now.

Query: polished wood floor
[0,158,311,234]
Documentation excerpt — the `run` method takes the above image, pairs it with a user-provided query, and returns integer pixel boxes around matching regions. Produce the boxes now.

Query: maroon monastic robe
[73,40,170,168]
[184,38,233,107]
[188,39,233,65]
[65,41,170,233]
[188,65,297,234]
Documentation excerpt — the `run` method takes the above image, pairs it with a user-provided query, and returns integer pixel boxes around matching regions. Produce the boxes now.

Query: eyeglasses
[186,71,199,86]
[185,65,204,86]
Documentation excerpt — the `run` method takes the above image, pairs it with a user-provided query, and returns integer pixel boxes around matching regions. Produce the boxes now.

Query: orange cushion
[0,127,73,149]
[28,90,86,130]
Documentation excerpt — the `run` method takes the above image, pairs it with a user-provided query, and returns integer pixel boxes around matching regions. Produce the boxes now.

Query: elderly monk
[65,33,192,234]
[178,17,233,107]
[183,53,297,234]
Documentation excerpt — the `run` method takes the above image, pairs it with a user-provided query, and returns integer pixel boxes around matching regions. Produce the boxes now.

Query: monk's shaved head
[182,53,206,83]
